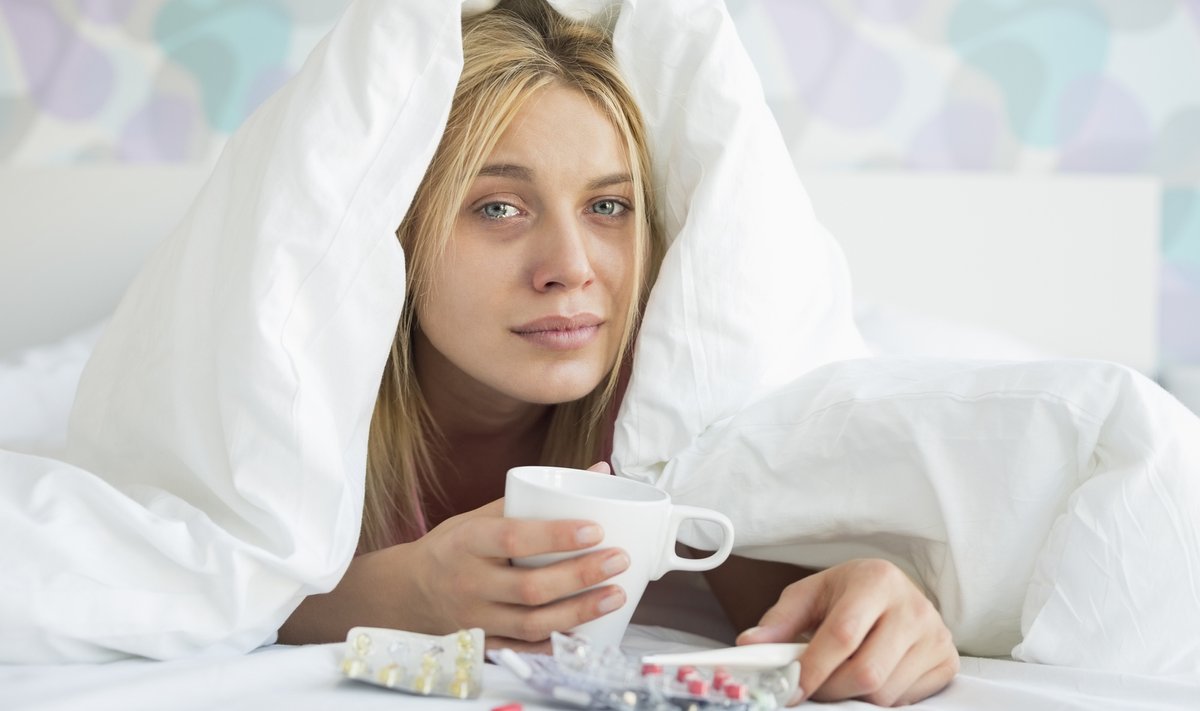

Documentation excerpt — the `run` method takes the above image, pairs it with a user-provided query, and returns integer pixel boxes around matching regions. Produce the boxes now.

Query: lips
[512,314,604,351]
[513,314,603,333]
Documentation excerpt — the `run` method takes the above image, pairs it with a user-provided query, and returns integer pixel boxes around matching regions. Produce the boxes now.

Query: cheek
[421,247,510,326]
[597,230,639,306]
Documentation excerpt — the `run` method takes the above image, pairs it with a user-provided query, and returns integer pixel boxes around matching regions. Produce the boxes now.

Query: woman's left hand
[736,558,959,707]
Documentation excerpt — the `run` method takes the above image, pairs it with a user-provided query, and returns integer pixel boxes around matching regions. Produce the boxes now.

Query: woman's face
[416,84,637,409]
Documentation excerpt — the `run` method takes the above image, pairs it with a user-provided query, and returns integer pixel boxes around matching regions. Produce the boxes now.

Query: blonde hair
[362,0,664,552]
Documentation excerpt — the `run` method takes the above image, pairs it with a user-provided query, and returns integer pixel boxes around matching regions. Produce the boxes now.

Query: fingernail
[576,525,602,546]
[598,590,624,614]
[739,626,764,641]
[601,552,629,577]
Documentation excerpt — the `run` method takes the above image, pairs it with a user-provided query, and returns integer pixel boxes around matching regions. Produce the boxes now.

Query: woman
[279,1,958,705]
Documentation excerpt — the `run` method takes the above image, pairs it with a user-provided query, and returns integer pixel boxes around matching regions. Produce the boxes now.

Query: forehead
[485,84,629,179]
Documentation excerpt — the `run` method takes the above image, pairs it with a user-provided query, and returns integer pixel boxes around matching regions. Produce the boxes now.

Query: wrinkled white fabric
[0,322,105,457]
[609,0,867,475]
[653,357,1200,673]
[0,1,466,662]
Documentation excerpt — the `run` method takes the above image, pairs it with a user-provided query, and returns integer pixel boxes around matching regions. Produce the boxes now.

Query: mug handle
[657,505,735,577]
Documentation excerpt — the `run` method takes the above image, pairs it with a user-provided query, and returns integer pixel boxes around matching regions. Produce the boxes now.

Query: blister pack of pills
[339,626,484,699]
[488,633,801,711]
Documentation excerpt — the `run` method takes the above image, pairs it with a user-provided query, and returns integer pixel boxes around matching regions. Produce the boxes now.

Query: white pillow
[0,322,105,457]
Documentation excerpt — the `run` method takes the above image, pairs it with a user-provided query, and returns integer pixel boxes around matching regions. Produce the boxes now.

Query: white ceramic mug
[503,465,735,648]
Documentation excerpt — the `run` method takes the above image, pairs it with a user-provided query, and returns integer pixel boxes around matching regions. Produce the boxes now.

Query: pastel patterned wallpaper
[727,0,1200,366]
[0,0,342,162]
[1,0,1197,363]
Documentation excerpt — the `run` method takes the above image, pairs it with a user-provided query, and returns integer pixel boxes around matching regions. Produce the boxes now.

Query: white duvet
[1,0,1197,676]
[630,357,1200,673]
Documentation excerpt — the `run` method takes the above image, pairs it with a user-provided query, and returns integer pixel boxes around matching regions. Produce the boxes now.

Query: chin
[520,381,603,405]
[508,367,608,405]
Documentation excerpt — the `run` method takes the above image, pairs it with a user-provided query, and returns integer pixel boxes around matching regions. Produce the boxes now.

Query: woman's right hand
[400,462,628,651]
[278,463,626,649]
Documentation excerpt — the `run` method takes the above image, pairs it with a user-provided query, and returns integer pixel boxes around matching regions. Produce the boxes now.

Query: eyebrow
[477,163,533,181]
[585,173,633,190]
[477,163,633,191]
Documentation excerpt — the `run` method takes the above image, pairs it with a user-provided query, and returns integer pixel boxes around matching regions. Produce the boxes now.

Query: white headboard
[1,166,211,354]
[802,172,1160,375]
[0,166,1161,375]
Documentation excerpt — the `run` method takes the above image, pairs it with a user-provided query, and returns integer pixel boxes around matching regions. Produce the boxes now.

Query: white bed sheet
[5,625,1198,711]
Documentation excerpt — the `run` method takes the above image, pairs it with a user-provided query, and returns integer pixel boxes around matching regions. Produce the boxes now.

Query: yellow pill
[450,678,474,699]
[413,674,436,695]
[377,663,404,688]
[340,657,367,678]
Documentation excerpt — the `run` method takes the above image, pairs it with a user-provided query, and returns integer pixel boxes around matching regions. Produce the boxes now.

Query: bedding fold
[0,0,464,662]
[649,356,1200,674]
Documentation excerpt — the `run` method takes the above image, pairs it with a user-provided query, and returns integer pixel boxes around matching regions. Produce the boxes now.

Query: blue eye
[592,199,627,216]
[481,202,519,219]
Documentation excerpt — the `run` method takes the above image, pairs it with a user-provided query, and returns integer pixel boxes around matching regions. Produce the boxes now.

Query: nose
[530,211,595,292]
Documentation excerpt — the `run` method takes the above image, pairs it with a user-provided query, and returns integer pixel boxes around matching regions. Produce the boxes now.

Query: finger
[587,461,611,474]
[493,584,626,643]
[491,548,630,606]
[736,623,809,645]
[466,517,604,559]
[797,584,891,702]
[735,576,826,646]
[868,604,957,706]
[894,655,959,706]
[811,609,914,703]
[860,641,937,707]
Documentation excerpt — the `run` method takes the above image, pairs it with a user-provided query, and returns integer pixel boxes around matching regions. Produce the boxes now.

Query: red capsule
[725,683,749,701]
[641,663,664,676]
[675,665,697,682]
[687,678,710,696]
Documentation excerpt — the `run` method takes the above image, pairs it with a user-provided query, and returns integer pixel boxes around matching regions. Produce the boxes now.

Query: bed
[2,162,1196,709]
[7,0,1200,703]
